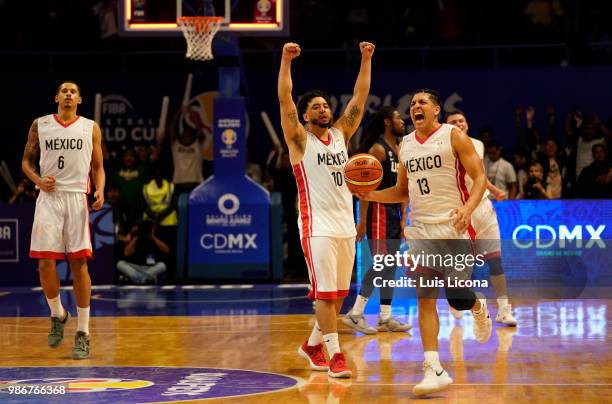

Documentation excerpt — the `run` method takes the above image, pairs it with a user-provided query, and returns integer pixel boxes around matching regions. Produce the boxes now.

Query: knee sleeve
[488,256,504,276]
[447,287,477,311]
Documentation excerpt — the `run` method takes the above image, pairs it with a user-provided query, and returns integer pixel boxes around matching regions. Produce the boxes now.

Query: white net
[177,17,223,61]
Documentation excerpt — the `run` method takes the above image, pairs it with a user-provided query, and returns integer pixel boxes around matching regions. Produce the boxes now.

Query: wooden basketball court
[1,286,610,403]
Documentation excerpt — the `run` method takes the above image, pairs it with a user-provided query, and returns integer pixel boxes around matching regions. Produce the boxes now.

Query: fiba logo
[257,0,272,15]
[221,129,237,147]
[218,194,240,215]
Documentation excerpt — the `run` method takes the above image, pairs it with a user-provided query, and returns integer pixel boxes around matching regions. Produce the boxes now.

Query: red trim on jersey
[415,124,443,144]
[483,251,501,260]
[87,167,92,195]
[84,194,94,260]
[30,251,65,260]
[316,291,341,300]
[379,203,387,240]
[67,249,93,259]
[53,114,81,128]
[454,159,470,204]
[317,130,332,146]
[337,289,349,298]
[371,202,379,240]
[302,238,317,301]
[467,224,476,241]
[293,162,313,238]
[371,239,388,256]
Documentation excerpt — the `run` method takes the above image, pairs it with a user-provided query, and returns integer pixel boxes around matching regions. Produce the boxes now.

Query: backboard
[119,0,288,36]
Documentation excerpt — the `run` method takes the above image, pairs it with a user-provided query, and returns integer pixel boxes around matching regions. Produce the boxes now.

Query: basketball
[343,153,383,193]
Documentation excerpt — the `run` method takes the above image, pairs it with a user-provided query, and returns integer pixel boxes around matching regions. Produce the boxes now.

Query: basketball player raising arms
[278,41,374,378]
[22,81,105,359]
[446,110,517,326]
[343,106,411,334]
[358,90,492,396]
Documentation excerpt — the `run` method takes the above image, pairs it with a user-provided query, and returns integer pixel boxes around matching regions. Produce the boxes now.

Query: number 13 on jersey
[417,178,430,195]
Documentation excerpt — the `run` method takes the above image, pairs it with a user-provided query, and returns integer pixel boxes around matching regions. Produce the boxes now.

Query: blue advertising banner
[491,199,612,293]
[357,199,611,299]
[213,97,246,176]
[187,97,271,279]
[188,179,270,266]
[0,204,115,286]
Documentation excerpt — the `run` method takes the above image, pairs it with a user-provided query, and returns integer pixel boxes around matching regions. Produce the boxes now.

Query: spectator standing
[577,144,612,198]
[485,142,518,199]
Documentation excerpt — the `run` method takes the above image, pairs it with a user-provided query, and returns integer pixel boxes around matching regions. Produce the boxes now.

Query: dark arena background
[0,1,611,402]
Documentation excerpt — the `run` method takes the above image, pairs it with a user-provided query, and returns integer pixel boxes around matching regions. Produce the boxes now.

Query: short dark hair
[411,89,441,106]
[297,90,332,122]
[530,161,544,170]
[56,81,81,95]
[485,140,501,149]
[445,109,466,122]
[592,143,606,154]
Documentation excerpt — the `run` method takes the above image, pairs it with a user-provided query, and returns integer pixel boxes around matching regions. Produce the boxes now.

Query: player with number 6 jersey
[22,81,105,361]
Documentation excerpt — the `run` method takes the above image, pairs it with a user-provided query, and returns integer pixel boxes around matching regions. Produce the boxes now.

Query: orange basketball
[344,153,383,193]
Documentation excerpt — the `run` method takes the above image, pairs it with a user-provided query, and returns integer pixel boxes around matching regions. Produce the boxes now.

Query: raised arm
[91,122,106,210]
[450,128,486,233]
[334,42,375,142]
[278,42,307,165]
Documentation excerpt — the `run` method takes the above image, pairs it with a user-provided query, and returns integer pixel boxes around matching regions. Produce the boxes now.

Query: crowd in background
[3,101,612,281]
[1,0,611,282]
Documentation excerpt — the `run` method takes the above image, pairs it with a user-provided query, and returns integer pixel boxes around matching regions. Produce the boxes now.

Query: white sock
[352,295,368,316]
[307,322,323,346]
[424,350,441,369]
[77,306,90,334]
[380,305,391,321]
[46,295,65,319]
[323,333,340,357]
[497,296,508,308]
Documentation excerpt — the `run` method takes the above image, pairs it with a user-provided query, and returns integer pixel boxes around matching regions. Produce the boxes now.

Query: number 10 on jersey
[331,172,343,186]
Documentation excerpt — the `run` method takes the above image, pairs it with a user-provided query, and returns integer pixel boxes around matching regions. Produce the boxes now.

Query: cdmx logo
[512,224,606,249]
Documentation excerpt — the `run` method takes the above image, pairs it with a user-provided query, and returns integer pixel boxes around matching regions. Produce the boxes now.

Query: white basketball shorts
[471,198,502,258]
[30,191,92,260]
[301,236,355,300]
[404,220,475,279]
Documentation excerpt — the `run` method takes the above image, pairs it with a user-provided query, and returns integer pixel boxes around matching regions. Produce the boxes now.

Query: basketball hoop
[177,16,224,61]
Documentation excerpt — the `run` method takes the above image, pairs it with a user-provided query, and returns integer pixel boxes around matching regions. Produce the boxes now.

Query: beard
[392,127,406,137]
[310,118,332,129]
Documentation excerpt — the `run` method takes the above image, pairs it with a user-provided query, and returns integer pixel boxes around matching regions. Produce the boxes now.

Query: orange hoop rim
[177,16,224,33]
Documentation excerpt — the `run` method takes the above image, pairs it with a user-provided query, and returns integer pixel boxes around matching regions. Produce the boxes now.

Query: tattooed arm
[22,119,56,192]
[278,42,307,165]
[334,42,375,142]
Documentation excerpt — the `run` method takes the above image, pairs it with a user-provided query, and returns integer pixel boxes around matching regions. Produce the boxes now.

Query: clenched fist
[282,42,301,61]
[359,41,375,59]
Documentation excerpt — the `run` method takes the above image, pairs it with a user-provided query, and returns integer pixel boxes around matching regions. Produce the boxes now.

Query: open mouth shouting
[413,112,425,123]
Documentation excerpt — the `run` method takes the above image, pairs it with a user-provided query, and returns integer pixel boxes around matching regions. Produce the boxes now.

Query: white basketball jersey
[400,123,470,224]
[465,137,490,201]
[171,140,204,184]
[37,114,94,193]
[293,127,356,238]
